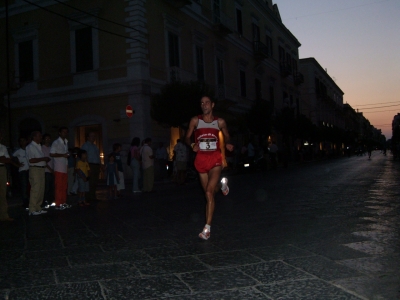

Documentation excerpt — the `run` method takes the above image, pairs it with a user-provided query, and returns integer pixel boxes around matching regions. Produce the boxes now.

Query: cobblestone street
[1,152,399,299]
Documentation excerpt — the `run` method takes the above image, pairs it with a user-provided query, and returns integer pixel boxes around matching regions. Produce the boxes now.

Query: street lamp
[5,0,12,147]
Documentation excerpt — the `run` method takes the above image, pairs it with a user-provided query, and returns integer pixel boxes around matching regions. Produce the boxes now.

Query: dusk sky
[275,0,400,139]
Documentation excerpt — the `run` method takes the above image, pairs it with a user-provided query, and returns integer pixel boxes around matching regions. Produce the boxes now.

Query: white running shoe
[221,177,229,196]
[199,227,210,240]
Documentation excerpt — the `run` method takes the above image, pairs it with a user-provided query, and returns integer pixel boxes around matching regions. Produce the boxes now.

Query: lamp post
[5,0,12,147]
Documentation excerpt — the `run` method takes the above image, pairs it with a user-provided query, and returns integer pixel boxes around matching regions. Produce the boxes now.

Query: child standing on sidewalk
[75,150,90,206]
[105,153,119,200]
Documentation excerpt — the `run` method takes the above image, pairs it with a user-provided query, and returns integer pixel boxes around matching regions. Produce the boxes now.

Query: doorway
[74,124,104,163]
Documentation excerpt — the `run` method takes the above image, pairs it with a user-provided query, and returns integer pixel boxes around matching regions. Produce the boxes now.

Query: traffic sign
[126,105,134,118]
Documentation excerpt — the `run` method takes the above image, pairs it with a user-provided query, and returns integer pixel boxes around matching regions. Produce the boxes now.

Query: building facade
[1,0,304,173]
[299,57,344,129]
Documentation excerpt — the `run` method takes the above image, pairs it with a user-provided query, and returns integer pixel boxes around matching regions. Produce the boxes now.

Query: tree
[151,81,214,128]
[245,100,273,138]
[294,114,317,141]
[274,107,296,138]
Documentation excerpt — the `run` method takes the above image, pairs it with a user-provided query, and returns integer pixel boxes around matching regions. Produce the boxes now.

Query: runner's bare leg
[198,166,222,225]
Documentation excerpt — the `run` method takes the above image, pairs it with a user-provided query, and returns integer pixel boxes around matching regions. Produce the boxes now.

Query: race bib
[199,138,217,151]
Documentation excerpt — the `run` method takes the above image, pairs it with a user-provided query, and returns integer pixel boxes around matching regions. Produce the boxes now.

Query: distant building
[392,113,400,143]
[299,57,344,129]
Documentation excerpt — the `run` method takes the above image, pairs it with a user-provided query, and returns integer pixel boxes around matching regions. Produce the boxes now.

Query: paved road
[1,152,399,299]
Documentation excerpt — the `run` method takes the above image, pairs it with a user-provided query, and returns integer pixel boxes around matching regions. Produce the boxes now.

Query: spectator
[42,134,54,206]
[112,143,124,197]
[0,131,22,221]
[13,137,30,210]
[173,139,188,185]
[26,131,50,216]
[81,132,101,202]
[75,150,90,206]
[50,127,71,210]
[67,148,77,196]
[141,137,154,192]
[105,153,119,200]
[269,141,279,170]
[130,137,141,193]
[247,139,255,168]
[155,142,168,180]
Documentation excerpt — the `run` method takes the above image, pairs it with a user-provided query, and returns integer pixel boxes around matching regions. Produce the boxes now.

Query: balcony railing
[212,11,234,35]
[163,0,191,8]
[215,84,238,101]
[169,66,197,82]
[253,41,270,59]
[294,72,304,85]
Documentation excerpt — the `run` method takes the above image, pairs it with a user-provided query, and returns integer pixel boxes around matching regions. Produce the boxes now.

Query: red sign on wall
[126,105,134,118]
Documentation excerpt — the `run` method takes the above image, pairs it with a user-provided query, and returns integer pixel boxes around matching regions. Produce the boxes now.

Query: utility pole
[5,0,12,148]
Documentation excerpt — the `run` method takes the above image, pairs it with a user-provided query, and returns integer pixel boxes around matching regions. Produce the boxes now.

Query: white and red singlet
[194,115,222,173]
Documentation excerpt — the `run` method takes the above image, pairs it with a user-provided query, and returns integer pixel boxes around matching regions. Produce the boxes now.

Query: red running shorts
[194,151,222,173]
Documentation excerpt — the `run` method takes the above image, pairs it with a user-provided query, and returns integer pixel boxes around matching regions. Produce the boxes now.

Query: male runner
[185,95,234,240]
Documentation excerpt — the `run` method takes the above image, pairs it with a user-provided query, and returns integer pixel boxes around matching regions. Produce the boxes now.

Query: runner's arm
[218,118,234,151]
[185,116,199,151]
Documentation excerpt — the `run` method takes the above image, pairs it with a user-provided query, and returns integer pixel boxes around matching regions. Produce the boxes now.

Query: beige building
[299,58,344,130]
[1,0,303,174]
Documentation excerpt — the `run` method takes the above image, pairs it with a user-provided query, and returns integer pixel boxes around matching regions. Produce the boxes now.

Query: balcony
[212,11,234,36]
[253,41,270,59]
[169,66,197,82]
[280,62,292,77]
[294,72,304,85]
[215,84,238,101]
[163,0,191,8]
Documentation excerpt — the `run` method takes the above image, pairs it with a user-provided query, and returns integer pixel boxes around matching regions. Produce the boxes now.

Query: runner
[185,95,234,240]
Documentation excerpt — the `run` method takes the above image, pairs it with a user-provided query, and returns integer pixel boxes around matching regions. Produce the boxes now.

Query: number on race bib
[199,139,217,150]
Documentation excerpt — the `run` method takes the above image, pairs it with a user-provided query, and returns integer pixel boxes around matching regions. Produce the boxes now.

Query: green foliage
[151,81,214,128]
[245,100,273,136]
[274,107,296,137]
[295,114,318,140]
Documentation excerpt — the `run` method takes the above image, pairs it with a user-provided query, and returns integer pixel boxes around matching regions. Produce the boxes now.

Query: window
[266,35,273,56]
[213,0,221,23]
[315,78,320,94]
[195,46,204,81]
[292,58,298,75]
[75,27,93,72]
[252,23,260,41]
[269,86,274,109]
[240,70,246,97]
[236,8,243,35]
[278,46,285,63]
[255,79,261,100]
[18,40,34,83]
[168,31,180,67]
[13,26,39,85]
[286,53,292,68]
[216,57,224,85]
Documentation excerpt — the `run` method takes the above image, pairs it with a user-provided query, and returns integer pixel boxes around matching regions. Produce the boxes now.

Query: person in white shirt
[0,131,23,221]
[26,131,50,216]
[50,127,71,210]
[13,137,30,209]
[41,134,54,206]
[141,138,154,192]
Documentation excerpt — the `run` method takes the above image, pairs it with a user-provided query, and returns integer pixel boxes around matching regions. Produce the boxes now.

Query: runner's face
[200,97,214,114]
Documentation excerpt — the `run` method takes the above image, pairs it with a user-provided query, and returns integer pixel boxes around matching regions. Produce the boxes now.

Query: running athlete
[185,95,234,240]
